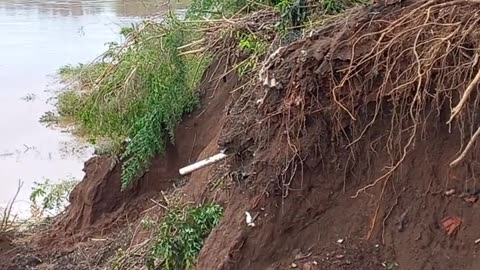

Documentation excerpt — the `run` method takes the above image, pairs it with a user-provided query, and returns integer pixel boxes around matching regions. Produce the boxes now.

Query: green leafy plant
[275,0,308,29]
[146,203,223,270]
[235,32,268,76]
[30,178,78,217]
[52,16,209,190]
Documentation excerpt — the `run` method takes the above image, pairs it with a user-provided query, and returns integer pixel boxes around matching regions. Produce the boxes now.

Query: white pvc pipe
[179,151,228,175]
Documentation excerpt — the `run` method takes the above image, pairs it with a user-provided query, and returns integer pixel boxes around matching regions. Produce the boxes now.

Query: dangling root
[448,66,480,124]
[450,126,480,167]
[223,0,480,202]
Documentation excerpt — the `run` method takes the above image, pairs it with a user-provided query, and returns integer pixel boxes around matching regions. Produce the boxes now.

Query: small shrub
[146,203,223,270]
[30,178,78,217]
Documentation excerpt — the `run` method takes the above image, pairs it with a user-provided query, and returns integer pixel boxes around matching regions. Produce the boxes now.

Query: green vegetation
[187,0,270,18]
[51,17,209,190]
[145,203,223,270]
[236,32,268,76]
[45,0,365,190]
[30,178,78,217]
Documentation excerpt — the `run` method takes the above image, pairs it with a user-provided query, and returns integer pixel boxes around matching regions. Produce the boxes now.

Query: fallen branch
[450,126,480,167]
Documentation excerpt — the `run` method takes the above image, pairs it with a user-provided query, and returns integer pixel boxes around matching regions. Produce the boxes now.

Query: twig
[178,48,206,56]
[1,180,23,233]
[450,126,480,167]
[150,199,169,210]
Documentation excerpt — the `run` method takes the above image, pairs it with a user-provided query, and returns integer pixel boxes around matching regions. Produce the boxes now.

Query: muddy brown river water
[0,0,185,216]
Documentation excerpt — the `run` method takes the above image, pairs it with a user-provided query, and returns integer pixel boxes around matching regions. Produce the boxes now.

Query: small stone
[445,189,455,196]
[291,262,298,268]
[336,254,345,259]
[375,244,380,248]
[337,239,344,244]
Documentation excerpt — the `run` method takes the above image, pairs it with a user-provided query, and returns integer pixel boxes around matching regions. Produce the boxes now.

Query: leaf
[441,216,462,236]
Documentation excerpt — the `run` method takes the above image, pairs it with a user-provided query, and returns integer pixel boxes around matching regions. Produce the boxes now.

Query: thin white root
[450,126,480,167]
[448,65,480,124]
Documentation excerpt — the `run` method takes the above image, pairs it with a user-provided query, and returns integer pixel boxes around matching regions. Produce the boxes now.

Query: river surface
[0,0,184,217]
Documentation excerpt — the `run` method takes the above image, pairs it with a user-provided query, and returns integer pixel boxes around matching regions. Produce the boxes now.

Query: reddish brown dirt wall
[45,54,239,242]
[195,120,480,270]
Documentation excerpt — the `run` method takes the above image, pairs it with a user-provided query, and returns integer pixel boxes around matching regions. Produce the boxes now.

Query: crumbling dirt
[4,1,480,269]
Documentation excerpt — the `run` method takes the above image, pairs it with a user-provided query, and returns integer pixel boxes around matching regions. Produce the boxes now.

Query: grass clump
[52,16,209,190]
[145,203,223,270]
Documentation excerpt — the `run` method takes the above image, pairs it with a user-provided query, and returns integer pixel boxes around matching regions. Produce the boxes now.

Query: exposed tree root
[221,0,480,218]
[450,126,480,167]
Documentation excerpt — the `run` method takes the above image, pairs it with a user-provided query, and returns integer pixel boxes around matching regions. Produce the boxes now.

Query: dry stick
[177,38,205,50]
[448,64,480,124]
[1,180,22,232]
[178,48,206,56]
[450,126,480,167]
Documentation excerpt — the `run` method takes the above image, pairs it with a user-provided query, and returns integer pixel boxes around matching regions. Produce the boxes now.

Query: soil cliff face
[192,1,480,269]
[6,1,480,269]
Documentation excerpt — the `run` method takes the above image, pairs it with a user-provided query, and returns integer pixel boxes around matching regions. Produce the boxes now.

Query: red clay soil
[37,53,240,247]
